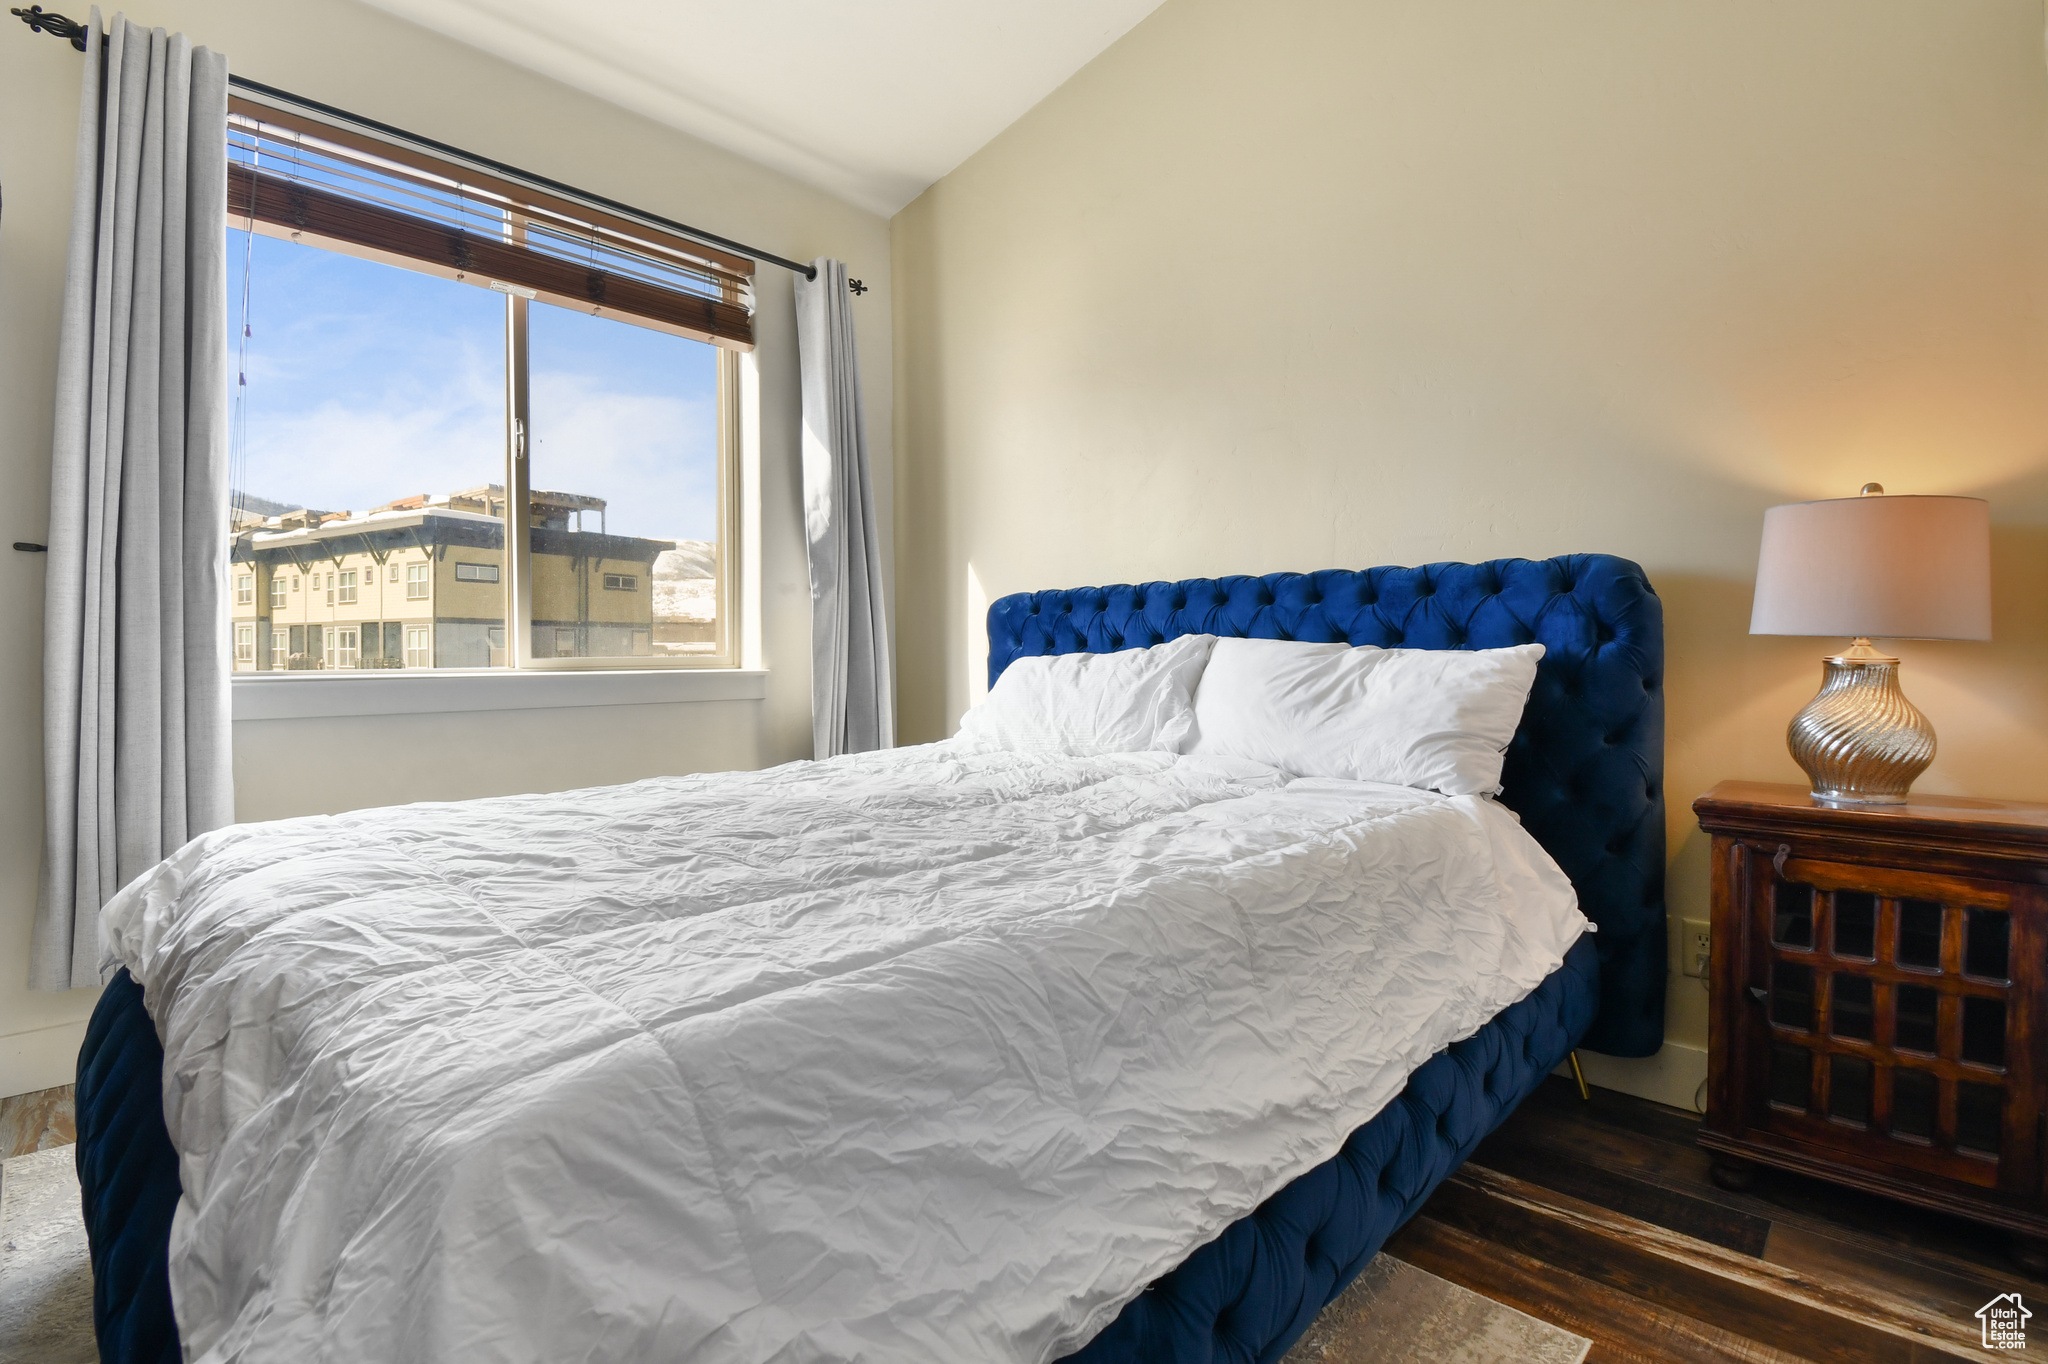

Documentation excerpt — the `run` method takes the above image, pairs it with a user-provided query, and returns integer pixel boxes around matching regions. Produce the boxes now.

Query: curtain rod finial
[848,278,867,296]
[11,5,89,50]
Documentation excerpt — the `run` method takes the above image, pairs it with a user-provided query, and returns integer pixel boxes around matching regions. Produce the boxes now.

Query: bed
[75,553,1665,1364]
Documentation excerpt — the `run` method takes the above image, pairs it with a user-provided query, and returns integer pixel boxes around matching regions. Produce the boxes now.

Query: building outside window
[235,573,254,606]
[234,624,254,664]
[223,101,743,677]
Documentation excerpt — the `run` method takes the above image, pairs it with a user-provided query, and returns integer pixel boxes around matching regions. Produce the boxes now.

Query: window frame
[506,307,740,672]
[226,100,747,679]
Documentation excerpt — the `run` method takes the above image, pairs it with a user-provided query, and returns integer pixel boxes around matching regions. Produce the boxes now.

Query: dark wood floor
[1389,1075,2044,1361]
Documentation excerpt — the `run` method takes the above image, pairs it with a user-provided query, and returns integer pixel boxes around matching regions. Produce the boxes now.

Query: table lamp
[1749,484,1991,806]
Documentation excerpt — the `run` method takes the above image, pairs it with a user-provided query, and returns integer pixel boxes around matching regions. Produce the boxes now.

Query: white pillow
[1187,637,1545,795]
[956,634,1218,756]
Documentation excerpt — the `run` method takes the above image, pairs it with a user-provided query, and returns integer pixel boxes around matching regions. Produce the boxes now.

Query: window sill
[231,668,769,721]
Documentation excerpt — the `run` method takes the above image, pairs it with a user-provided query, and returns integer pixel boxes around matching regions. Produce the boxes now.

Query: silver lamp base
[1786,639,1935,807]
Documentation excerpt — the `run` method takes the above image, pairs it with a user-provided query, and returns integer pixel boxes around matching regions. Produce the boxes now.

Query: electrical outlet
[1681,918,1711,978]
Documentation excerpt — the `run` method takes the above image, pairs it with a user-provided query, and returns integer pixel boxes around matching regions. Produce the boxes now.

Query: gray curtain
[33,14,232,990]
[794,258,893,758]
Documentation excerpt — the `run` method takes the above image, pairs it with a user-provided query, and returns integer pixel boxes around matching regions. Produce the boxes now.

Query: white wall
[891,0,2048,1103]
[0,0,894,1094]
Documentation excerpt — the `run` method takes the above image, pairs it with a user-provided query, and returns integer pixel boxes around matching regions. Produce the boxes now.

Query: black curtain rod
[10,4,826,283]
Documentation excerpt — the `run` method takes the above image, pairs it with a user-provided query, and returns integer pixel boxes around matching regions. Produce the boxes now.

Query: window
[269,576,287,608]
[235,573,255,606]
[271,627,288,663]
[223,101,744,675]
[329,626,360,669]
[235,624,255,664]
[291,575,299,592]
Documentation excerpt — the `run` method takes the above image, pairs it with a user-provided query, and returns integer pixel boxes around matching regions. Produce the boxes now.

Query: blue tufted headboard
[986,554,1665,1058]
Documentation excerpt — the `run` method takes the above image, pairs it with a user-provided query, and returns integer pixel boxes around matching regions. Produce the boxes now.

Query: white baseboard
[0,1021,88,1099]
[1557,1040,1708,1114]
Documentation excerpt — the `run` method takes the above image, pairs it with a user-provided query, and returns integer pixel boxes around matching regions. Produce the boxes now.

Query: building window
[222,102,742,675]
[270,628,288,665]
[268,576,286,608]
[291,575,299,592]
[327,626,359,670]
[235,573,254,606]
[234,624,255,663]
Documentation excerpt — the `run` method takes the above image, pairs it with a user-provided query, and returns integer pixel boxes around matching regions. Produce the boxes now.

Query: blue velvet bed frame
[75,553,1663,1364]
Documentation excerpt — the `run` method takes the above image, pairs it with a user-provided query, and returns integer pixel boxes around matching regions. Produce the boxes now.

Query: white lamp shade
[1750,494,1991,641]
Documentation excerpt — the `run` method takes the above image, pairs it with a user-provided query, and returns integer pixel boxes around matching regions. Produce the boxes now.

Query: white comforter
[101,743,1586,1364]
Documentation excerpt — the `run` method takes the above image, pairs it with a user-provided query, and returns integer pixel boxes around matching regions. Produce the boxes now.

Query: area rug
[0,1147,1589,1364]
[1283,1252,1592,1364]
[0,1146,94,1364]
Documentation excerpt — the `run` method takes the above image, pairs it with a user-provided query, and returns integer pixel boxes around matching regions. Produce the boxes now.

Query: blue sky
[229,230,721,544]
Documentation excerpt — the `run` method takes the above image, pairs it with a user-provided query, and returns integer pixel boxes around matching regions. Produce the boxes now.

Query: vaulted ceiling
[360,0,1168,217]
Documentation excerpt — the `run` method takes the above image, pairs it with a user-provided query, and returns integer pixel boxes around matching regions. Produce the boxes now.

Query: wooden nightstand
[1693,780,2048,1269]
